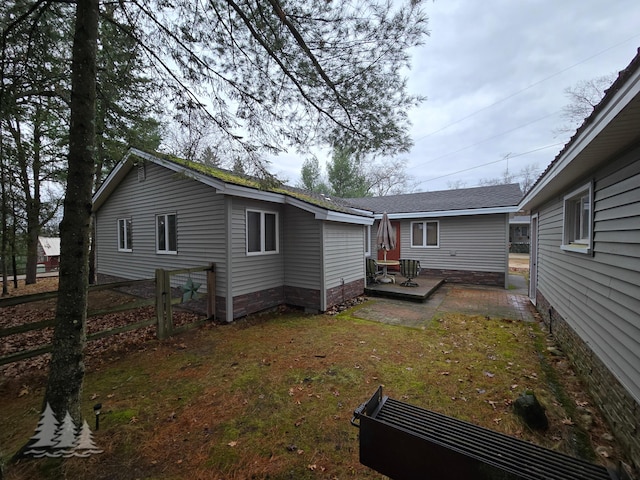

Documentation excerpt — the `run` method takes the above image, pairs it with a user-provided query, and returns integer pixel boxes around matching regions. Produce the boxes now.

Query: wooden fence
[155,264,215,339]
[0,264,215,367]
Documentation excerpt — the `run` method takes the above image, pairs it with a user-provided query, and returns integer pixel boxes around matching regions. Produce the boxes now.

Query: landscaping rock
[513,391,548,431]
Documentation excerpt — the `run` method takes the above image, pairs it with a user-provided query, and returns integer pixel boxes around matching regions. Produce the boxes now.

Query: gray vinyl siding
[323,222,365,288]
[230,198,285,296]
[534,147,640,404]
[400,214,509,272]
[283,205,322,290]
[95,162,227,296]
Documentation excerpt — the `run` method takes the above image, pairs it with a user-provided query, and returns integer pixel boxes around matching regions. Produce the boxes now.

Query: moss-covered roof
[130,149,369,217]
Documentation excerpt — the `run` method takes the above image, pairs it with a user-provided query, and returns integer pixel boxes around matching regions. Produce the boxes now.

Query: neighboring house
[37,236,60,271]
[346,184,523,288]
[509,214,530,253]
[92,148,373,323]
[519,48,640,472]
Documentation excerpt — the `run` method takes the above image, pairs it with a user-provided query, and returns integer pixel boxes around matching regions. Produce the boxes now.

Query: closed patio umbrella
[376,212,396,261]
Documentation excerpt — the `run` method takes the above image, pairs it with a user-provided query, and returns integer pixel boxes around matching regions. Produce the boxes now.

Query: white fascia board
[216,183,286,204]
[520,68,640,210]
[286,197,374,225]
[92,150,137,210]
[379,206,519,220]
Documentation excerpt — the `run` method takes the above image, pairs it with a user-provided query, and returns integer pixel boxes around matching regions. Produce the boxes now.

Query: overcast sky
[270,0,640,194]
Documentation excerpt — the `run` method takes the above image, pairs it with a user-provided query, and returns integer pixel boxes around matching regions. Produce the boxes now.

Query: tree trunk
[24,111,44,285]
[1,134,7,296]
[43,0,99,425]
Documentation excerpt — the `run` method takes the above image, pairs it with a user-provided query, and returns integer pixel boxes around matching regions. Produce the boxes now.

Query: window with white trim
[411,220,439,247]
[117,218,132,251]
[246,209,278,255]
[562,182,592,254]
[156,213,177,254]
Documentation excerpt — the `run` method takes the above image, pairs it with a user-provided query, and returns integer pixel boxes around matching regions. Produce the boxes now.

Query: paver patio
[352,273,535,327]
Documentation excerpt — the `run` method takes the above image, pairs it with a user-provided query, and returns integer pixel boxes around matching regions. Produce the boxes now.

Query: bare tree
[364,157,416,196]
[553,73,617,137]
[447,179,467,189]
[478,162,540,193]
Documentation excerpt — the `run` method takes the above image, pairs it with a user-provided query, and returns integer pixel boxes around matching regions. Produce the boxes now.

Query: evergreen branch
[223,0,363,138]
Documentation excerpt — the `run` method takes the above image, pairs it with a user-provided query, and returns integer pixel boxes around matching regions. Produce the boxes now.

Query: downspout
[320,222,326,311]
[504,214,510,289]
[225,196,234,323]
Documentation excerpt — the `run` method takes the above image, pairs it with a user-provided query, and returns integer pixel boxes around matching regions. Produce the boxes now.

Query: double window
[247,209,278,255]
[156,213,177,254]
[117,218,132,251]
[411,220,439,247]
[562,182,592,254]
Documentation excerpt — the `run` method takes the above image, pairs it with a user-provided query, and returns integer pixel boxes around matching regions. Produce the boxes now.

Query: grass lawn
[0,300,620,479]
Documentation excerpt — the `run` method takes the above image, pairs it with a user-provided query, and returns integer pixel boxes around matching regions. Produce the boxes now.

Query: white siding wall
[399,214,509,272]
[283,205,322,289]
[95,162,227,295]
[535,148,640,403]
[323,222,365,288]
[230,198,285,296]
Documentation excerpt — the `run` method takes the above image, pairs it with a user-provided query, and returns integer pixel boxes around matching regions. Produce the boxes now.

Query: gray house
[519,48,640,472]
[92,148,373,323]
[347,184,523,287]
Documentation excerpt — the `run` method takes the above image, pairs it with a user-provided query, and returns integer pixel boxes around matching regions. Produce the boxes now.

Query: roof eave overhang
[519,65,640,211]
[286,197,373,225]
[379,206,519,220]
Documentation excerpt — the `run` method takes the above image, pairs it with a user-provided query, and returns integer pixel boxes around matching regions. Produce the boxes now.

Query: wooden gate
[155,264,215,340]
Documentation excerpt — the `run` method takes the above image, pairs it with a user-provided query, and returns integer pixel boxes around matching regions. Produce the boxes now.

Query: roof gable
[38,236,60,256]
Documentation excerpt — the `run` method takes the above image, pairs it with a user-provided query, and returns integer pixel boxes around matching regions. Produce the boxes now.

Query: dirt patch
[509,253,530,272]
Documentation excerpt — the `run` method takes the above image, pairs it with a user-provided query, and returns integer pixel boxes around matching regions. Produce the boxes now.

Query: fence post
[155,268,169,340]
[207,263,216,319]
[165,268,173,337]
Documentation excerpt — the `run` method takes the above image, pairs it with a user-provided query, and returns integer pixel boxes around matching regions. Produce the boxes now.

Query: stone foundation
[232,286,285,319]
[419,268,505,287]
[326,278,365,309]
[537,291,640,473]
[284,285,321,312]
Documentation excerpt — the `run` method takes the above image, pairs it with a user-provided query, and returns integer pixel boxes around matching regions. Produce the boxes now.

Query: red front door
[378,221,401,270]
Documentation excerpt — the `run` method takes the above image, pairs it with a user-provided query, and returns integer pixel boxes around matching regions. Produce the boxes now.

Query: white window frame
[411,220,440,248]
[246,209,279,255]
[117,218,132,252]
[561,181,593,254]
[156,213,177,254]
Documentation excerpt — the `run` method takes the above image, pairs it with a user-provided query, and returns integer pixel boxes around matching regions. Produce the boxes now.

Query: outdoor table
[376,260,399,283]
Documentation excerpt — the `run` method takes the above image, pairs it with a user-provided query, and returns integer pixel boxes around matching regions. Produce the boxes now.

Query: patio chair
[399,259,421,287]
[366,258,383,285]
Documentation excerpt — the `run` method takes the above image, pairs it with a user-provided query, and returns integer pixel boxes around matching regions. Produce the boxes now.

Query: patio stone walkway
[351,273,536,328]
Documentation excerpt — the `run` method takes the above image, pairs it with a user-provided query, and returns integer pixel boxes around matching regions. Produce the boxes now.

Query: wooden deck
[365,276,444,302]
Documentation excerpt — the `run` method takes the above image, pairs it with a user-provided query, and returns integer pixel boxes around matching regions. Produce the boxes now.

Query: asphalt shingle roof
[344,183,523,214]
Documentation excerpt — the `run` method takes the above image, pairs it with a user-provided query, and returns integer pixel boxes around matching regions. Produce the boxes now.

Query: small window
[562,182,592,254]
[156,213,177,254]
[118,218,132,251]
[247,209,278,255]
[411,220,439,247]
